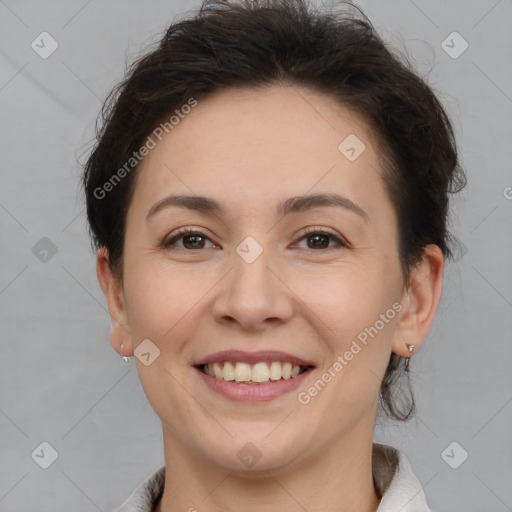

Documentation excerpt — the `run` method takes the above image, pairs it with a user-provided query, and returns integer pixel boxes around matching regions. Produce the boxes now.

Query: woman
[82,0,466,510]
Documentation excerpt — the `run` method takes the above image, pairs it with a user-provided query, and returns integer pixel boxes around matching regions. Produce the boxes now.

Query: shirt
[111,442,432,512]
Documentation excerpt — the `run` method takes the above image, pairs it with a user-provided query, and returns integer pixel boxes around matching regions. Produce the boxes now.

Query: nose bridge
[213,234,293,328]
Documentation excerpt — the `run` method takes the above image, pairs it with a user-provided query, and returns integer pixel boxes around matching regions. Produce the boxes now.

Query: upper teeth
[203,361,304,382]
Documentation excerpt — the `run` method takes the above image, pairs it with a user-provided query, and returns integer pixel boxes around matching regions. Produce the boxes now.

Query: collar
[373,443,432,511]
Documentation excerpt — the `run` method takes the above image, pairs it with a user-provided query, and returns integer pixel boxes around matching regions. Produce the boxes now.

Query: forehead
[130,85,391,224]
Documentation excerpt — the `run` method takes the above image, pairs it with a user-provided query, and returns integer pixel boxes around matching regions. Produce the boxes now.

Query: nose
[211,243,294,332]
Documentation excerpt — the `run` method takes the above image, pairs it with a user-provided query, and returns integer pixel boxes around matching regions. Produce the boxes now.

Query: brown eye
[306,233,330,249]
[296,228,347,250]
[163,229,214,250]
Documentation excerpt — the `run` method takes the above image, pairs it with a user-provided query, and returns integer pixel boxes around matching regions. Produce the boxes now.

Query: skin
[97,85,443,512]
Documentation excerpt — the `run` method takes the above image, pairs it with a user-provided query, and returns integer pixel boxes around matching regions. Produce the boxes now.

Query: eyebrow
[146,192,369,222]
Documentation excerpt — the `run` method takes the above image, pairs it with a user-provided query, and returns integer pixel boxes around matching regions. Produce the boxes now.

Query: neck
[156,423,382,512]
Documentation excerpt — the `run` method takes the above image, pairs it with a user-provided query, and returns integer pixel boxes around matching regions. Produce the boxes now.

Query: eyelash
[162,226,348,251]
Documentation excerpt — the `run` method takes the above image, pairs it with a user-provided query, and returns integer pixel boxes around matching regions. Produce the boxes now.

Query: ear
[392,244,444,358]
[96,247,134,357]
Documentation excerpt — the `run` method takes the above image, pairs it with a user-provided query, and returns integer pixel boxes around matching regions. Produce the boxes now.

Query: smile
[198,361,313,384]
[194,363,315,402]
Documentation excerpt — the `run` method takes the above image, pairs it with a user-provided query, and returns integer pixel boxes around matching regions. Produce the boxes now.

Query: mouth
[194,361,315,385]
[191,349,317,401]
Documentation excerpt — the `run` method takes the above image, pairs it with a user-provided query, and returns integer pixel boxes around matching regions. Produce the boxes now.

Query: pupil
[309,234,328,249]
[185,235,203,249]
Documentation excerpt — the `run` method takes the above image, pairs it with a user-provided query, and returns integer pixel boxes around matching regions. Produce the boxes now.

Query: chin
[199,432,309,475]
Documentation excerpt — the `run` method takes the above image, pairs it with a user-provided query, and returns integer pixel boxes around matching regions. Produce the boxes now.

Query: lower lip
[194,366,314,402]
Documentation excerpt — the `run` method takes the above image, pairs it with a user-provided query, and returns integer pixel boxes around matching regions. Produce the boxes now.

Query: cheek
[295,264,386,338]
[123,264,204,421]
[297,269,396,415]
[123,261,203,348]
[292,262,397,395]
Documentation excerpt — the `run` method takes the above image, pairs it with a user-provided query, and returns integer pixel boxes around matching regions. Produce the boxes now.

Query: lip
[192,349,316,368]
[194,365,315,402]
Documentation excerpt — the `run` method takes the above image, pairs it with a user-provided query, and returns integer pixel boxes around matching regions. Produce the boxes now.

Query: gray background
[0,0,511,510]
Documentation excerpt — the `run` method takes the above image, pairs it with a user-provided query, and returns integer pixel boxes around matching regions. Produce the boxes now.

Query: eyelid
[296,226,349,249]
[162,226,349,250]
[163,227,218,249]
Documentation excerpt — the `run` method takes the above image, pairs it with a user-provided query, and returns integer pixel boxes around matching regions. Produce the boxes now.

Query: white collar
[373,443,432,511]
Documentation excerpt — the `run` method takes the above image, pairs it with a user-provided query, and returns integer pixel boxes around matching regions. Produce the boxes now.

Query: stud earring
[121,342,131,363]
[405,344,415,373]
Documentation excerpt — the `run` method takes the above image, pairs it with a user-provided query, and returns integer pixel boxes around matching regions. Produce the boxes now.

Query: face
[99,85,435,474]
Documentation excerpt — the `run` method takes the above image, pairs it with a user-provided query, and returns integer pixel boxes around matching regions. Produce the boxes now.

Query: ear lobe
[96,247,134,356]
[391,244,444,357]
